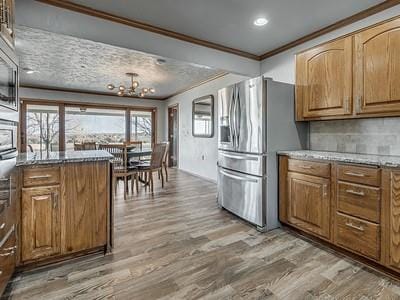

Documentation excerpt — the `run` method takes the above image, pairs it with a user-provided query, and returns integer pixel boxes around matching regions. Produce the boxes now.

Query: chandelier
[107,73,155,97]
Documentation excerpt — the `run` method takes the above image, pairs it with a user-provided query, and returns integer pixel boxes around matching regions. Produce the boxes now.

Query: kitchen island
[16,150,113,268]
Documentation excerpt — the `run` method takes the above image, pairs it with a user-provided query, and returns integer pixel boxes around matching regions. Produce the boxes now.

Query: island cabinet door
[354,18,400,115]
[62,162,108,254]
[383,170,400,271]
[21,186,61,262]
[296,36,353,120]
[287,172,331,239]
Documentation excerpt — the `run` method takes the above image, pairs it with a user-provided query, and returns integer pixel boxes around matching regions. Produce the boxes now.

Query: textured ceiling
[69,0,383,55]
[16,26,224,99]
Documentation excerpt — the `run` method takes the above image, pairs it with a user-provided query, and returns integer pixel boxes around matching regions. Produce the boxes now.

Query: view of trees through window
[65,107,126,150]
[25,103,154,153]
[131,111,153,149]
[26,104,60,153]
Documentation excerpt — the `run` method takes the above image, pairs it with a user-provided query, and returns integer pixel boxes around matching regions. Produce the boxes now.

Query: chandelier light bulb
[117,90,124,96]
[132,81,139,88]
[142,88,149,93]
[119,85,125,91]
[149,88,155,93]
[107,84,115,90]
[139,92,145,97]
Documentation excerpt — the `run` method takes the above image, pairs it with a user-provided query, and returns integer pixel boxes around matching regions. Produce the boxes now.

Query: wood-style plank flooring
[4,169,400,299]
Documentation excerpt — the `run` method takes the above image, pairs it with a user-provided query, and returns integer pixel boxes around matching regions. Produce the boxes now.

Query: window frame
[20,98,157,153]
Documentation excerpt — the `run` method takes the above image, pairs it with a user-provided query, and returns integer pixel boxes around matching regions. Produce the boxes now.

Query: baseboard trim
[177,168,217,184]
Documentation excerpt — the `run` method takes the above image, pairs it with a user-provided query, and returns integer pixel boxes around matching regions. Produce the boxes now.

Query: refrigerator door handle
[220,152,258,161]
[220,169,258,183]
[235,86,241,148]
[229,85,237,148]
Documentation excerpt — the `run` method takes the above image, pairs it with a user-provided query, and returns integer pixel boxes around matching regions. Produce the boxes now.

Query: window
[131,110,153,149]
[65,107,126,150]
[21,100,156,153]
[26,104,60,152]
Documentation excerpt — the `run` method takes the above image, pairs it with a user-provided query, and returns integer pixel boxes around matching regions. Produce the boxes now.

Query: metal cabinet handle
[0,223,5,230]
[345,222,365,232]
[345,189,365,197]
[53,192,58,209]
[28,175,52,180]
[344,172,365,177]
[2,246,16,251]
[0,250,14,257]
[300,165,312,169]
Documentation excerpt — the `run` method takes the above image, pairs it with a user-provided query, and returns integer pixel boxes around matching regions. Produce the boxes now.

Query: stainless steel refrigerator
[217,77,308,231]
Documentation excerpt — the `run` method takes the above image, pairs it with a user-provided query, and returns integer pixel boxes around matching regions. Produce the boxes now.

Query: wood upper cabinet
[62,162,108,254]
[287,172,331,239]
[354,18,400,115]
[296,36,353,120]
[21,186,61,262]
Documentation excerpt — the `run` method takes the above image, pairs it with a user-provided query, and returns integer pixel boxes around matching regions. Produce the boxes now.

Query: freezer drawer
[218,167,265,227]
[218,150,265,177]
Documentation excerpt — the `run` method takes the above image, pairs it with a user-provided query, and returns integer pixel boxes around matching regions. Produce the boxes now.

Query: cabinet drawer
[337,182,380,223]
[337,164,380,186]
[0,227,16,295]
[335,212,379,260]
[23,167,60,187]
[288,159,330,178]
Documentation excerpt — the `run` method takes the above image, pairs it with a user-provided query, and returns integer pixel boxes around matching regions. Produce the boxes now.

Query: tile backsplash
[310,117,400,155]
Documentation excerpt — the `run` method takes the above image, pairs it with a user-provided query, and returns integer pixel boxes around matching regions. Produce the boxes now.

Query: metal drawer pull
[28,175,52,180]
[0,223,5,230]
[345,222,365,232]
[345,189,365,196]
[344,172,365,177]
[300,165,312,169]
[0,251,14,257]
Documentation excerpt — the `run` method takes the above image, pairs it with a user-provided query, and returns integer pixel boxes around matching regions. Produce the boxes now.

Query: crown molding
[35,0,260,61]
[259,0,400,60]
[34,0,400,63]
[20,84,168,101]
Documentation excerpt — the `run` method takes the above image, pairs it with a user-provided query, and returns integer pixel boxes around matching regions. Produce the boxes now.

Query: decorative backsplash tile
[310,118,400,156]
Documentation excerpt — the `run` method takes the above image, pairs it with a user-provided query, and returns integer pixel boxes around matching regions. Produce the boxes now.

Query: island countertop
[277,150,400,168]
[16,150,113,167]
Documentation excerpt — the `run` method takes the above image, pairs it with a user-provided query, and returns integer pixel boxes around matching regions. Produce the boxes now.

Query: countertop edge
[277,150,400,168]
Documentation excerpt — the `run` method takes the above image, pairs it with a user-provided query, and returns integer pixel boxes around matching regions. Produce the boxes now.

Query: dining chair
[83,142,97,150]
[138,143,167,194]
[160,141,170,182]
[74,143,84,151]
[99,143,139,200]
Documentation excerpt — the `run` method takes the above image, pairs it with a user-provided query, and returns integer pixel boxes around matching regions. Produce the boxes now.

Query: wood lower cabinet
[19,162,110,265]
[383,170,400,271]
[296,37,352,120]
[287,172,330,239]
[354,18,400,115]
[63,162,108,253]
[279,155,400,277]
[21,186,61,261]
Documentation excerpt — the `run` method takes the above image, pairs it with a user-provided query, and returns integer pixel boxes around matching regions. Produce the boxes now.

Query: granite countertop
[277,150,400,168]
[16,150,113,167]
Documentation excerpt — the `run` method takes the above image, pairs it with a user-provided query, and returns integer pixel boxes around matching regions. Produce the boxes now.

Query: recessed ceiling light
[23,67,39,74]
[254,17,268,27]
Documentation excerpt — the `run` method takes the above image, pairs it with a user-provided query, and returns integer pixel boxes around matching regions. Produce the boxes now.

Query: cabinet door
[287,172,330,239]
[21,186,60,261]
[354,18,400,115]
[384,170,400,270]
[296,37,352,120]
[63,162,108,253]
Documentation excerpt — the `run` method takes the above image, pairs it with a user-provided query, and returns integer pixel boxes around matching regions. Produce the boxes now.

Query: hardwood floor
[4,169,400,299]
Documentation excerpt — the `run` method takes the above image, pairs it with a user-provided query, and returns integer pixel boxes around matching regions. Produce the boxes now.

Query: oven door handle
[0,148,17,160]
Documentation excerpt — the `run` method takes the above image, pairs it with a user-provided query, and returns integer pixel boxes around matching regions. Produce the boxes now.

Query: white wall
[261,5,400,83]
[165,73,248,182]
[20,87,167,142]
